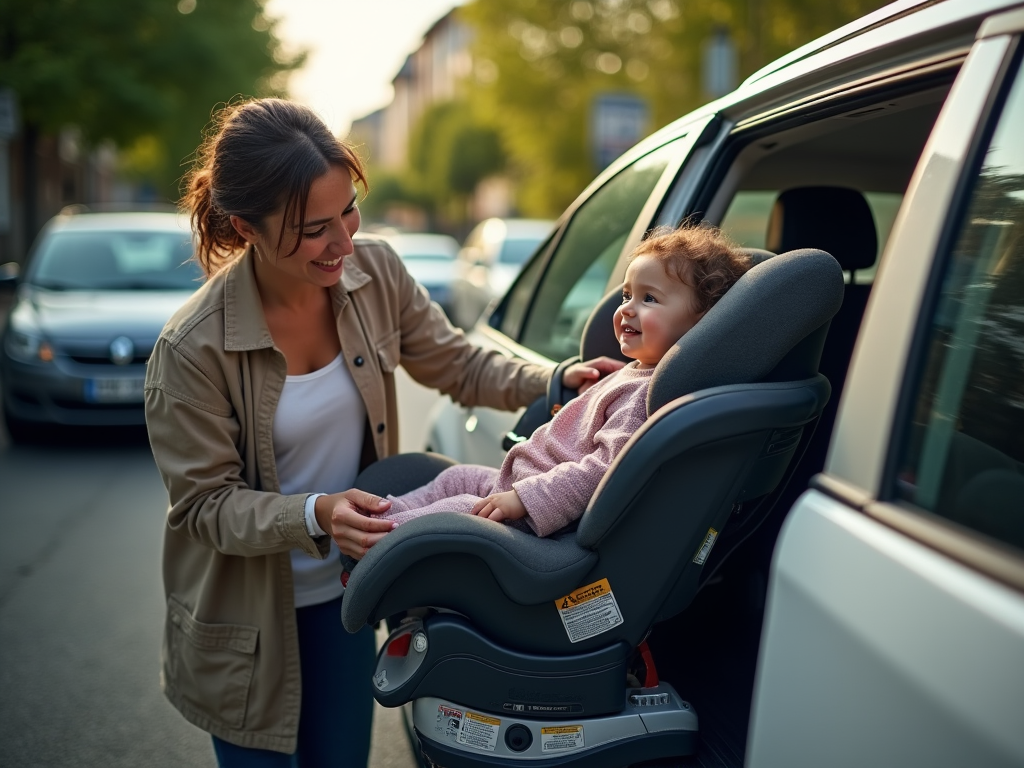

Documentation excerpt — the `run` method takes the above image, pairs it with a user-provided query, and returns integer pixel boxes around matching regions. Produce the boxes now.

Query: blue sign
[591,93,649,170]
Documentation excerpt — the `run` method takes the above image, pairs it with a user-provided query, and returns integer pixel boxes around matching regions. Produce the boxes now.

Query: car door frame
[747,11,1024,767]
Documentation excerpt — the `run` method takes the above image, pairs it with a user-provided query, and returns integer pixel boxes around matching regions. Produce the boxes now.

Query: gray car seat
[341,248,843,768]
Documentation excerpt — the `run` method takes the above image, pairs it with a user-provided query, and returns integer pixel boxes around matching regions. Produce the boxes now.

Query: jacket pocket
[164,597,259,729]
[375,329,401,374]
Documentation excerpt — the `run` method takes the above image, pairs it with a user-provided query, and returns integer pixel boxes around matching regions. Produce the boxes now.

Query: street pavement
[0,288,427,767]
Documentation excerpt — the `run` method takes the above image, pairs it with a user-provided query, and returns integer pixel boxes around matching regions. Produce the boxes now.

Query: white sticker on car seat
[692,527,719,565]
[435,705,464,742]
[541,725,585,752]
[456,711,501,752]
[373,669,388,690]
[554,578,624,643]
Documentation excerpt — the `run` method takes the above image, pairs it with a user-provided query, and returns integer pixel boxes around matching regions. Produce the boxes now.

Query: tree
[459,0,892,217]
[405,100,506,229]
[0,0,303,199]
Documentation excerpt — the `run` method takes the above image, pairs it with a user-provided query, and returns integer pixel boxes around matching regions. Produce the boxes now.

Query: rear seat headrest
[766,187,877,273]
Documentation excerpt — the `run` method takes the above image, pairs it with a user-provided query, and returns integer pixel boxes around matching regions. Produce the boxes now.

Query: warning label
[692,527,719,565]
[554,578,624,643]
[541,725,585,752]
[435,705,464,741]
[456,711,501,752]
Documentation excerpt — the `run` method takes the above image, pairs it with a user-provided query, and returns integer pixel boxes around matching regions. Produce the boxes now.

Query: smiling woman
[141,98,604,768]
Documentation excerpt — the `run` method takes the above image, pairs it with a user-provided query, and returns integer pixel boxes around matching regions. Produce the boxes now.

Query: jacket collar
[223,246,373,352]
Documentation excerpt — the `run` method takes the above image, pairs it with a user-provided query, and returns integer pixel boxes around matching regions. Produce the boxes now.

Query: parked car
[416,1,1024,765]
[447,217,555,329]
[1,211,202,442]
[381,232,461,318]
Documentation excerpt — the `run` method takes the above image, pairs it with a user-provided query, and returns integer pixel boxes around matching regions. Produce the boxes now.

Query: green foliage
[0,0,303,197]
[459,0,892,217]
[405,100,505,225]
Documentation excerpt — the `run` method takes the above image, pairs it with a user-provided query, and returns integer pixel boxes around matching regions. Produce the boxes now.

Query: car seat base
[412,684,698,767]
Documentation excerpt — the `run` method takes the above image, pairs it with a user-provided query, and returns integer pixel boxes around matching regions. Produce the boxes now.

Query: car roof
[469,218,555,241]
[47,211,190,234]
[384,233,460,256]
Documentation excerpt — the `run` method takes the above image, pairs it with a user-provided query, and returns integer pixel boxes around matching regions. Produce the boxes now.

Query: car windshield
[497,238,542,265]
[28,230,202,290]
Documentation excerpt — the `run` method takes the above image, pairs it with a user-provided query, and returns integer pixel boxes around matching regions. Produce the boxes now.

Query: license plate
[84,377,145,403]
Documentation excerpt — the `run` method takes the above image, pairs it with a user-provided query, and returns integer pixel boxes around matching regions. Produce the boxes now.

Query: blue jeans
[212,596,377,767]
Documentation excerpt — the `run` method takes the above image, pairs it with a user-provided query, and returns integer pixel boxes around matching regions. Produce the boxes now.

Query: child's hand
[470,489,527,523]
[563,356,625,393]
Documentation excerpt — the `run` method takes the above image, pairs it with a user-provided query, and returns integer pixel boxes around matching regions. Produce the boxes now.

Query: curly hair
[180,98,368,277]
[630,223,751,313]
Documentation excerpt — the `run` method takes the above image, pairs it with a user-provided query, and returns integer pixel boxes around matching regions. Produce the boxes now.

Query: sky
[264,0,465,137]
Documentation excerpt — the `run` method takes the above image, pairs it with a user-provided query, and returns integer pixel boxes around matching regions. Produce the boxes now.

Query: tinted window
[30,231,201,290]
[894,58,1024,552]
[512,142,677,361]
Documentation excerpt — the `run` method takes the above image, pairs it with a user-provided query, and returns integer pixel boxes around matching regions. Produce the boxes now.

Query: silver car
[1,211,201,441]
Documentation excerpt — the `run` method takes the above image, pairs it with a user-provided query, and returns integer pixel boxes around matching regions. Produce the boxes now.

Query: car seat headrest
[766,187,877,273]
[648,248,844,414]
[579,247,777,363]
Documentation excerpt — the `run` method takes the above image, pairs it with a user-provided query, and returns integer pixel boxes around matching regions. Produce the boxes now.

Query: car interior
[640,79,958,765]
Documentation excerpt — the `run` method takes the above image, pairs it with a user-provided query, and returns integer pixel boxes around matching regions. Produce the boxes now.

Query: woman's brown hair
[631,223,751,313]
[181,98,368,277]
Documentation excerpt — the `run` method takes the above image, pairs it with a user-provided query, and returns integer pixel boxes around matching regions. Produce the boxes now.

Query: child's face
[614,255,706,369]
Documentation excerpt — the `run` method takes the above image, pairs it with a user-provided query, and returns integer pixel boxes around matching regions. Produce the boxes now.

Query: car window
[512,142,677,361]
[30,231,201,290]
[893,56,1024,553]
[719,189,902,283]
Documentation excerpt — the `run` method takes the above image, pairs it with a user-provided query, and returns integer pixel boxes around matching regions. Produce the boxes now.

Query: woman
[144,98,617,767]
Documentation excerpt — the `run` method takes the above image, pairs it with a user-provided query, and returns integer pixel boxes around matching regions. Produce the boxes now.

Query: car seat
[341,248,844,768]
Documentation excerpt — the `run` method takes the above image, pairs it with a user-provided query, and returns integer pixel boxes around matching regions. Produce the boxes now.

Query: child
[358,225,751,540]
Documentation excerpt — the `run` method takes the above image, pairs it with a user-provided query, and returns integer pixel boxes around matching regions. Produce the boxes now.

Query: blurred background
[0,1,891,766]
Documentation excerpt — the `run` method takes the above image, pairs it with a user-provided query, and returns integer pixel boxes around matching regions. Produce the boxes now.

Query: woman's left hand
[562,356,626,393]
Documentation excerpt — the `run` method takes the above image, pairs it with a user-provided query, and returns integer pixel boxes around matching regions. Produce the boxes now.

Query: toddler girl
[355,225,750,541]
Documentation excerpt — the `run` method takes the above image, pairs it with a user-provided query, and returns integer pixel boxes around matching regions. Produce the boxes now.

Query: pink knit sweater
[502,362,652,535]
[381,363,653,537]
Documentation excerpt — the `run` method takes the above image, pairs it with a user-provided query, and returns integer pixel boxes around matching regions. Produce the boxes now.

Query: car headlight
[5,321,54,363]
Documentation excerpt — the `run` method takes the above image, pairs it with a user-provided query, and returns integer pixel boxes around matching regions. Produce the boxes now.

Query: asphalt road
[0,287,427,767]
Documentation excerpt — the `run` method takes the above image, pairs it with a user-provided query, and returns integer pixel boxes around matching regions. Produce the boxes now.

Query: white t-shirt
[273,353,366,608]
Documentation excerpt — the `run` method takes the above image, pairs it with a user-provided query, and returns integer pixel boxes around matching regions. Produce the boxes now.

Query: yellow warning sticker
[692,527,719,565]
[554,578,624,643]
[456,711,501,751]
[540,724,585,752]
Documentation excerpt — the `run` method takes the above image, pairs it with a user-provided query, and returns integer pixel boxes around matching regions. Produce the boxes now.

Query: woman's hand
[562,356,626,393]
[315,490,394,560]
[470,489,527,523]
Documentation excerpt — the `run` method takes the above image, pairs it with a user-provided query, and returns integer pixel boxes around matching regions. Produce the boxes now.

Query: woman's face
[254,165,362,290]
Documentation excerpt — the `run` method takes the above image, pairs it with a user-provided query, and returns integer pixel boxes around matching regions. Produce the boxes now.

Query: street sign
[591,93,649,171]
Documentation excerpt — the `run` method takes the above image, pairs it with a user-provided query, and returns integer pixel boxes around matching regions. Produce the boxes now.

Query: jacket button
[354,356,364,367]
[377,423,385,434]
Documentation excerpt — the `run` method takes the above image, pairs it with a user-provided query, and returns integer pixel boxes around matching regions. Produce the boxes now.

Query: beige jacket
[144,238,549,752]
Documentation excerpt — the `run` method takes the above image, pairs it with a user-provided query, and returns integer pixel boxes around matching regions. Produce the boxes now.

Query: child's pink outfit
[379,363,654,537]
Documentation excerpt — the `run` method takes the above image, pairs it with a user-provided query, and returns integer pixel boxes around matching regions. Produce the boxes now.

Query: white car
[418,1,1024,764]
[447,218,555,329]
[380,232,461,319]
